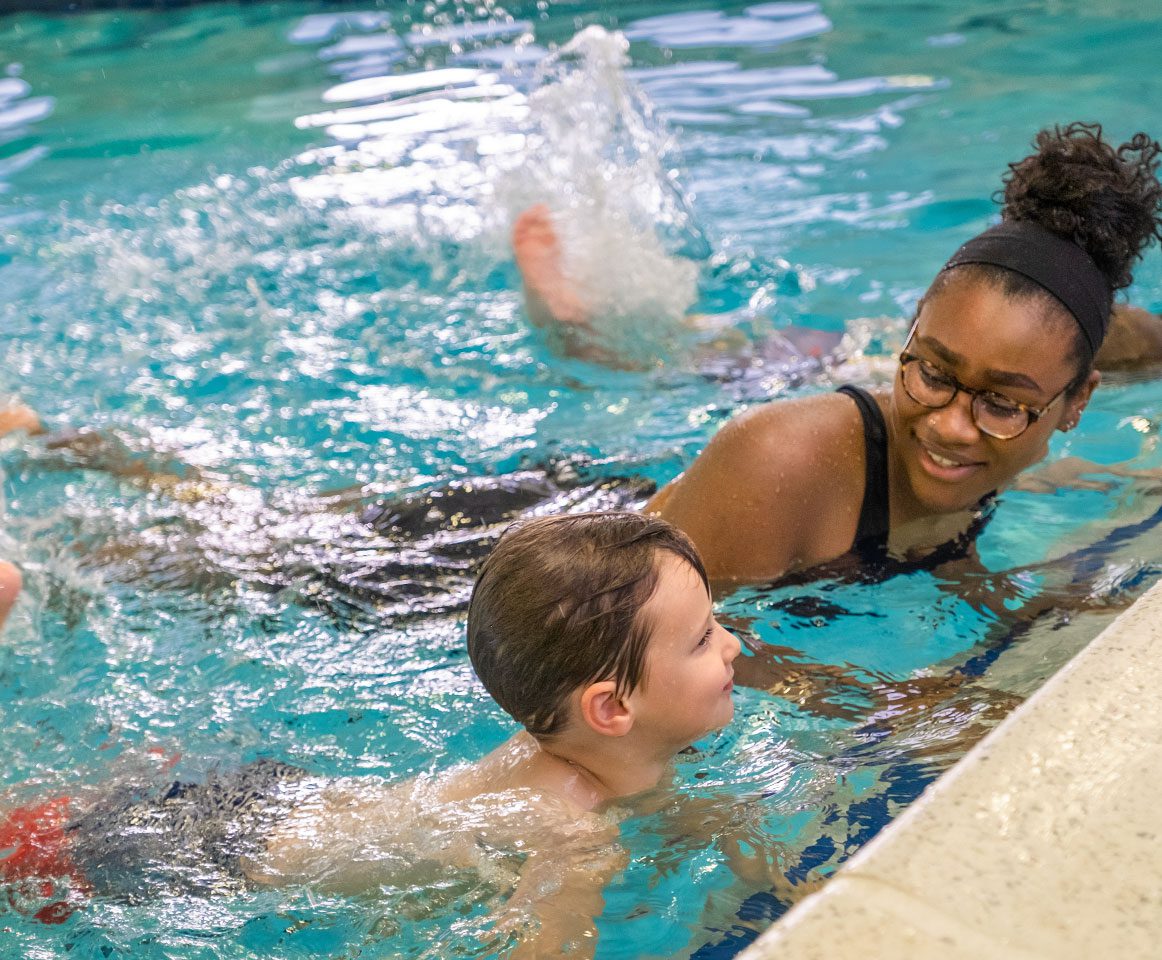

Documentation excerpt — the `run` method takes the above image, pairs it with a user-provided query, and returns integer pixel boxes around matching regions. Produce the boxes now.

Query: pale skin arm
[500,836,626,960]
[242,784,404,894]
[0,560,21,631]
[1014,455,1162,495]
[248,781,625,958]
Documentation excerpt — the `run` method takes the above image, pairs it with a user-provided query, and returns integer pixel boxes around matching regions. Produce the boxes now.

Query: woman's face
[889,272,1099,516]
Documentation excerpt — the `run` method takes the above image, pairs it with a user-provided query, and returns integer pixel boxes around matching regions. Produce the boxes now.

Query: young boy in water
[247,511,740,953]
[1,512,740,955]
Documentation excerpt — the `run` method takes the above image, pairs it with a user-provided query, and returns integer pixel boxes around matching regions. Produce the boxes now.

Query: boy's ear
[579,681,634,737]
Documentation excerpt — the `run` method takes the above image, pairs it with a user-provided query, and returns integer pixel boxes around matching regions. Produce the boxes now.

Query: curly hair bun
[1001,122,1162,291]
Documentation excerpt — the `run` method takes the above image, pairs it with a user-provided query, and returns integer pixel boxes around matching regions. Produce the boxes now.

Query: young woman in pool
[15,124,1162,642]
[517,122,1162,585]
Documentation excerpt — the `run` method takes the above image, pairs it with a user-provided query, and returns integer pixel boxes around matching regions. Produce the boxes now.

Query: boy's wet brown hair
[467,511,709,739]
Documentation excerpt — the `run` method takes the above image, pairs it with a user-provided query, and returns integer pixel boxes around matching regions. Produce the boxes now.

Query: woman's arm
[646,393,866,586]
[1095,305,1162,370]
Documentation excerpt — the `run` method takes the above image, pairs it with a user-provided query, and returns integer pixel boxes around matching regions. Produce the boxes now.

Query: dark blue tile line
[958,500,1162,678]
[698,501,1162,958]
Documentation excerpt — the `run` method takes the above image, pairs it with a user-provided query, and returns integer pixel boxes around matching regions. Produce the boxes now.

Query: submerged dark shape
[308,467,658,621]
[65,758,305,902]
[25,432,657,623]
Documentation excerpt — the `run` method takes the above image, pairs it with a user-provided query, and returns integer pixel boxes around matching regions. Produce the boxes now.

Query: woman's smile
[914,434,987,483]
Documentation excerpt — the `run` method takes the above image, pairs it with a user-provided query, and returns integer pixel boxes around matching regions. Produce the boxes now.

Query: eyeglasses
[898,352,1070,440]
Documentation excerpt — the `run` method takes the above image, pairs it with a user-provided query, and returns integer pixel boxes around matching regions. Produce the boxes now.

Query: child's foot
[512,205,592,331]
[0,403,42,438]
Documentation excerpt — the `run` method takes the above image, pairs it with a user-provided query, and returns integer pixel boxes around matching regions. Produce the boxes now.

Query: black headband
[941,219,1111,358]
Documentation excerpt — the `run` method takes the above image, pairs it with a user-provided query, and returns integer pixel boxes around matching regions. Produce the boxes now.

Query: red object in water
[0,796,90,923]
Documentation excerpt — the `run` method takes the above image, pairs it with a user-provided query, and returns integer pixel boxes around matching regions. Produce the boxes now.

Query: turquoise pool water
[2,1,1161,956]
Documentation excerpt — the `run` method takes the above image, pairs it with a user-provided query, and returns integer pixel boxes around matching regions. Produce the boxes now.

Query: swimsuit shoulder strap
[836,385,890,551]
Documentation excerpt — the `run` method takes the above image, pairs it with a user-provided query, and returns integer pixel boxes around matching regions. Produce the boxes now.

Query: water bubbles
[487,26,710,366]
[288,12,392,46]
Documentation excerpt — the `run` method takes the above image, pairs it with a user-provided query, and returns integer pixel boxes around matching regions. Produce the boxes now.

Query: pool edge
[739,577,1162,960]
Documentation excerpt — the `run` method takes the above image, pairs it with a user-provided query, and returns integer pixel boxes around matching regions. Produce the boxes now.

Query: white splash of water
[493,26,706,364]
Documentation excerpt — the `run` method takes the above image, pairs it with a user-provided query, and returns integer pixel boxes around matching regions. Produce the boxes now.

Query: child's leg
[513,206,632,366]
[512,205,592,332]
[513,204,850,374]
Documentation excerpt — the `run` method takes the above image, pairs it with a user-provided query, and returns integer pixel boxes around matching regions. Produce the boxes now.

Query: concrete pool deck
[740,578,1162,960]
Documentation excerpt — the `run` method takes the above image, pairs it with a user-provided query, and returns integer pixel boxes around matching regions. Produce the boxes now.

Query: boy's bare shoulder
[248,737,621,891]
[445,733,618,825]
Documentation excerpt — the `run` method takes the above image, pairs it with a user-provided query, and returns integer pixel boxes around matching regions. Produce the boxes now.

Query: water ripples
[0,69,52,203]
[2,3,1161,957]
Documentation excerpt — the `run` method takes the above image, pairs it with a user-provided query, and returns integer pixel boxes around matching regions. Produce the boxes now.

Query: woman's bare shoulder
[741,390,864,446]
[678,392,865,503]
[652,391,869,582]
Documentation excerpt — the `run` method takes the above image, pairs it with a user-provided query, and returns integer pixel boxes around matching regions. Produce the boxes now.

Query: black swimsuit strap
[836,385,890,556]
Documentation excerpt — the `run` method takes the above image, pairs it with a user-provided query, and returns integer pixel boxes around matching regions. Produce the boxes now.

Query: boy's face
[628,554,740,750]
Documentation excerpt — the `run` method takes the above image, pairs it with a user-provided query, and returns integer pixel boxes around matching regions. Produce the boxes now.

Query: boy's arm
[247,781,627,958]
[242,783,409,894]
[500,825,626,960]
